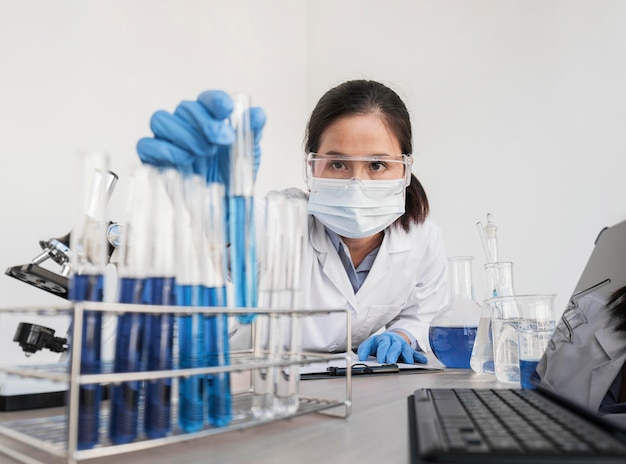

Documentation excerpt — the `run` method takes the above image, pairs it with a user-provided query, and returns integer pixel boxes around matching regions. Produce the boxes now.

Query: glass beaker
[470,262,515,375]
[486,294,556,384]
[429,256,482,368]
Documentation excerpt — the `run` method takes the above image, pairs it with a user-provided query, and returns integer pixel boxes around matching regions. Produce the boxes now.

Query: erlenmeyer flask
[428,256,482,368]
[470,262,515,374]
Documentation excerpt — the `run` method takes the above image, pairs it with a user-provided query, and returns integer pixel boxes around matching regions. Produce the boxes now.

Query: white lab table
[0,359,507,464]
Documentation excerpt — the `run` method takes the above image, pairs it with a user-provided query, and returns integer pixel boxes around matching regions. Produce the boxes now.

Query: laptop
[408,219,626,463]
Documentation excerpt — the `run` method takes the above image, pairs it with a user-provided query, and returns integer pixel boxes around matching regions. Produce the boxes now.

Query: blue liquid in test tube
[230,195,257,312]
[69,151,112,450]
[204,286,231,427]
[228,94,257,324]
[143,276,175,438]
[177,284,207,433]
[109,277,146,444]
[69,273,104,450]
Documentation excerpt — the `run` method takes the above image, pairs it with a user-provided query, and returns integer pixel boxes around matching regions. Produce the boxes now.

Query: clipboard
[300,354,443,380]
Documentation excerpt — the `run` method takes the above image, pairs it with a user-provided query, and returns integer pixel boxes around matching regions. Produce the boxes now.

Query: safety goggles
[304,153,412,188]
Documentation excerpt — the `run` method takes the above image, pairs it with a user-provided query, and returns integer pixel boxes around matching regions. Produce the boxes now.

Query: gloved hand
[357,331,428,364]
[136,90,266,190]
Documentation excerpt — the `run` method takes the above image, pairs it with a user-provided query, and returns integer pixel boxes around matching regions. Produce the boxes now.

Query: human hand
[136,90,266,190]
[357,331,428,364]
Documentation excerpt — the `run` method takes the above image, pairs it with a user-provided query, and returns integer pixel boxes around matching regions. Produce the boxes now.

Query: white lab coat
[262,188,448,354]
[536,291,626,413]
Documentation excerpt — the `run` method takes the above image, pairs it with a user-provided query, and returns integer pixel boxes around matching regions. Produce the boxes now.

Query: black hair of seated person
[608,286,626,332]
[304,79,429,232]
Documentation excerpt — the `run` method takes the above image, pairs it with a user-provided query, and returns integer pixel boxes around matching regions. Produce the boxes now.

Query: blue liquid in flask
[69,274,104,450]
[429,326,477,369]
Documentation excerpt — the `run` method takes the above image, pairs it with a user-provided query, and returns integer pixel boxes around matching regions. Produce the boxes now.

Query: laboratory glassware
[518,328,554,389]
[429,256,481,369]
[253,192,284,419]
[275,196,307,416]
[228,93,258,324]
[470,261,515,375]
[487,294,556,384]
[202,182,232,427]
[174,173,207,433]
[143,167,177,439]
[109,166,152,444]
[68,151,110,449]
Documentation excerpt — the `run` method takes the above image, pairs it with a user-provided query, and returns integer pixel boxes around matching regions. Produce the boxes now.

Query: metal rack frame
[0,302,352,464]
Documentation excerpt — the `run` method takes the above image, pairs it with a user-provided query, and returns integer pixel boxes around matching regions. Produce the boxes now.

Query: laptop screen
[535,219,626,428]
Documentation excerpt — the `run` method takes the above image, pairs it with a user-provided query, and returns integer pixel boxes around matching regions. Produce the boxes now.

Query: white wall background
[1,0,625,363]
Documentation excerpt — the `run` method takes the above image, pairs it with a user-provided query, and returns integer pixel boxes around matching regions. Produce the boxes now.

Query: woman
[137,79,448,364]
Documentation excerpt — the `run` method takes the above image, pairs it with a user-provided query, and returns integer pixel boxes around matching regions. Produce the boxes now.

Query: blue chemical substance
[204,286,231,427]
[229,196,257,323]
[69,274,104,450]
[429,326,477,369]
[144,277,175,439]
[519,359,540,389]
[177,284,207,433]
[109,277,146,444]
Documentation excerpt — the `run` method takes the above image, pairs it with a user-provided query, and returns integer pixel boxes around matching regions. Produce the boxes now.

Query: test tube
[109,166,152,444]
[69,151,110,450]
[143,167,177,439]
[252,193,284,419]
[202,182,232,427]
[228,93,257,323]
[175,173,207,433]
[275,196,308,415]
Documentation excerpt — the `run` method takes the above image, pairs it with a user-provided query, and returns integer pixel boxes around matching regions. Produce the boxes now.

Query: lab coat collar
[309,217,357,306]
[595,328,626,360]
[590,328,626,409]
[309,218,413,302]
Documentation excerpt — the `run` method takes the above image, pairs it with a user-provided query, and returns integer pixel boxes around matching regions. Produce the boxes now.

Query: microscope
[3,172,120,359]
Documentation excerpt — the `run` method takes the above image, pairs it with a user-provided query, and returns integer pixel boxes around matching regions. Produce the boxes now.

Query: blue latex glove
[137,90,266,189]
[357,332,428,364]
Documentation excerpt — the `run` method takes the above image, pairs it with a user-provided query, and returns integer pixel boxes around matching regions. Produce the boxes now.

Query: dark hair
[608,285,626,332]
[304,79,429,230]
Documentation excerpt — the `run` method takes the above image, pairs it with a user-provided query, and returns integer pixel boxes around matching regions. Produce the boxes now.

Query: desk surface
[0,360,508,464]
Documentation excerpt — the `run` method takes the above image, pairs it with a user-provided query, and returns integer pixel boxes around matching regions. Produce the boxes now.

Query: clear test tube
[69,151,110,450]
[252,192,283,419]
[275,196,308,416]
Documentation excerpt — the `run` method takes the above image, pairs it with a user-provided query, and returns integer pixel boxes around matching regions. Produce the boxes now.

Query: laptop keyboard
[416,388,626,455]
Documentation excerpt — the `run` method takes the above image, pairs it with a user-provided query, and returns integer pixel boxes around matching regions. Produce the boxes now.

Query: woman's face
[312,113,406,181]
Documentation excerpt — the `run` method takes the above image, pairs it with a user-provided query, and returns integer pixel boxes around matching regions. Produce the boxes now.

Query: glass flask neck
[448,256,474,302]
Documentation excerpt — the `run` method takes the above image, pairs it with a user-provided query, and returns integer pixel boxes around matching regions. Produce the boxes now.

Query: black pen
[327,363,399,376]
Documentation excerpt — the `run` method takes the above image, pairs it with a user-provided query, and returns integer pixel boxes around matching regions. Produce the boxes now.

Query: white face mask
[307,178,406,238]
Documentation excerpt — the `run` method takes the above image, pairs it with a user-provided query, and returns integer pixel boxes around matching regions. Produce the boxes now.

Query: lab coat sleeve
[385,222,448,353]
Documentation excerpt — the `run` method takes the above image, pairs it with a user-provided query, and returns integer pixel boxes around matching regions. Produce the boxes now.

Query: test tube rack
[0,302,352,464]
